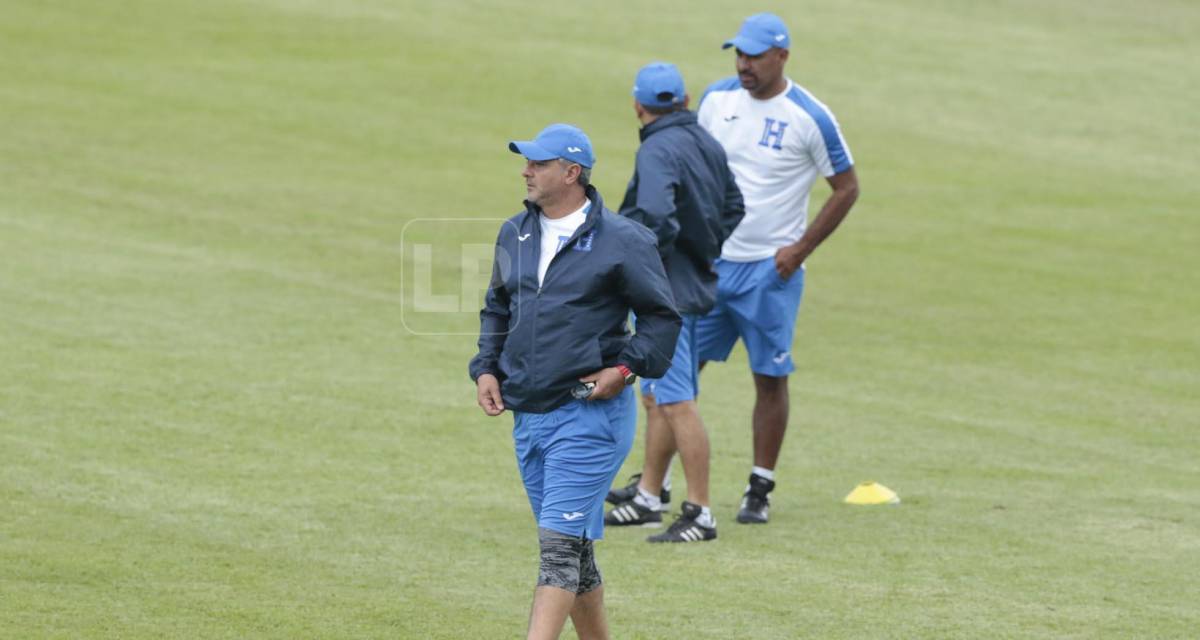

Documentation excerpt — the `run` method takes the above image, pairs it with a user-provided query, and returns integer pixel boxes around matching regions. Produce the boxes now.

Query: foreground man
[469,123,680,639]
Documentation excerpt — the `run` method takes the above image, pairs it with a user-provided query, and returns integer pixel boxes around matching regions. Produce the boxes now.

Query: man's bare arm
[775,167,860,279]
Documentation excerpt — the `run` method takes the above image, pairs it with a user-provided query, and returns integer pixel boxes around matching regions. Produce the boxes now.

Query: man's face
[522,159,572,205]
[735,47,788,93]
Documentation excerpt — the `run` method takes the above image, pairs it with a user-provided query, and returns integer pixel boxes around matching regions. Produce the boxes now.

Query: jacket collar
[522,184,604,236]
[639,110,697,142]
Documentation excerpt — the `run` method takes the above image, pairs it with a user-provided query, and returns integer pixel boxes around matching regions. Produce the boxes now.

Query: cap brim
[508,140,558,161]
[722,35,772,56]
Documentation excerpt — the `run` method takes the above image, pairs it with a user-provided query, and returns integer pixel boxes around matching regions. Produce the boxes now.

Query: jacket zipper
[523,197,597,395]
[528,215,540,390]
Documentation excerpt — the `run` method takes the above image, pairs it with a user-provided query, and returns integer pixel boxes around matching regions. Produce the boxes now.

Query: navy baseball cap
[632,62,686,108]
[723,13,790,55]
[508,123,595,168]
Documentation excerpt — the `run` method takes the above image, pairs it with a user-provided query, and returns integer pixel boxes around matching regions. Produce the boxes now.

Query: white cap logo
[774,34,785,41]
[567,146,583,153]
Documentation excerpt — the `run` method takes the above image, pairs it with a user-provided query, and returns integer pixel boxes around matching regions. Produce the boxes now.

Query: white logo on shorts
[562,512,585,521]
[772,352,790,364]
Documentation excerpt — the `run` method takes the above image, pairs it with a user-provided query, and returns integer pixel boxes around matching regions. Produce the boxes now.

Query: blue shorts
[640,314,699,404]
[696,257,805,377]
[512,386,636,539]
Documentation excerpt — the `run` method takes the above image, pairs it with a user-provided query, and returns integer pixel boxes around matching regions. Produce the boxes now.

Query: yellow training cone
[844,481,900,505]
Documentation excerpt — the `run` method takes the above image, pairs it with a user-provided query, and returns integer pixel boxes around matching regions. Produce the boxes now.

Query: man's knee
[576,538,602,595]
[659,399,698,421]
[537,527,587,592]
[753,373,788,398]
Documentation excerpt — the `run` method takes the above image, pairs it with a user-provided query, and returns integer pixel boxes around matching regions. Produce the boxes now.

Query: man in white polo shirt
[696,13,860,524]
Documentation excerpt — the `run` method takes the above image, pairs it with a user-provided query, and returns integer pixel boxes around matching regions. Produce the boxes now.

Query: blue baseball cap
[508,123,595,168]
[632,62,686,109]
[722,13,790,55]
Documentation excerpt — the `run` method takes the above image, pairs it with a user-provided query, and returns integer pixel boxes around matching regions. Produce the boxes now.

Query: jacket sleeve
[719,162,746,242]
[616,226,682,379]
[468,228,512,382]
[620,145,680,260]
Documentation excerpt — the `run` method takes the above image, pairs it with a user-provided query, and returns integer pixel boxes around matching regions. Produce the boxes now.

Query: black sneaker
[736,474,775,524]
[647,501,717,543]
[604,498,662,527]
[605,473,671,507]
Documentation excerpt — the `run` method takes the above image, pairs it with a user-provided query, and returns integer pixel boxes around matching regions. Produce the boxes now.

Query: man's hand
[579,367,627,401]
[774,244,807,281]
[476,373,505,416]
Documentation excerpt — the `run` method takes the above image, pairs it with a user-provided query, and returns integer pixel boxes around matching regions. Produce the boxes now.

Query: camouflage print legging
[537,527,602,594]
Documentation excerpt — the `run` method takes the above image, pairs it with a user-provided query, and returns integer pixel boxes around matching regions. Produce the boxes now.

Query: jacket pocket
[539,316,605,383]
[571,338,605,379]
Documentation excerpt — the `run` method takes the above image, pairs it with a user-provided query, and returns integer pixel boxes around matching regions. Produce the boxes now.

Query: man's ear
[564,163,582,185]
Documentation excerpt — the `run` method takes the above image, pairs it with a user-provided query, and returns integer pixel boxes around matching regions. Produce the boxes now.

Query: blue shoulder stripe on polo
[786,86,852,174]
[699,75,742,108]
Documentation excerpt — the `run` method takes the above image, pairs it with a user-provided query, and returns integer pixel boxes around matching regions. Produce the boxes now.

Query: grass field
[3,1,1199,637]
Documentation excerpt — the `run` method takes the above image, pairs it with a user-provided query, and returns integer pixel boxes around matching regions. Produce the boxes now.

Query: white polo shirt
[697,77,854,262]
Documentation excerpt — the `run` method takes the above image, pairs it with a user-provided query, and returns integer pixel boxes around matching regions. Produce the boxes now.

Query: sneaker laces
[664,511,698,535]
[743,491,769,511]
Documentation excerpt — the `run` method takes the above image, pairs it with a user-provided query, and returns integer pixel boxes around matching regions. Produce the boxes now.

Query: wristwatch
[616,364,636,386]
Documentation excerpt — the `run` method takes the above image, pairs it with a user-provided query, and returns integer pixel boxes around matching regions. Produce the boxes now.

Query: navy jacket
[469,185,682,414]
[619,110,745,315]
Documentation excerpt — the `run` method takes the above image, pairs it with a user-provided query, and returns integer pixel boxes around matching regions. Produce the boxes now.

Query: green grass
[3,1,1198,637]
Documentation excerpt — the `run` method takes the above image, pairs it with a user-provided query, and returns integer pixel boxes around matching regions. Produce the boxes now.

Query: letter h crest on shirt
[758,117,788,150]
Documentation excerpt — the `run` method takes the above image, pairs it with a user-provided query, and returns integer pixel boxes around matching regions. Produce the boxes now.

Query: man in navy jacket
[604,63,745,544]
[469,123,680,639]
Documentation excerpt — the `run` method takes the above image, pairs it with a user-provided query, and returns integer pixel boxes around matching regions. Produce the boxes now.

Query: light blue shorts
[640,314,699,404]
[696,257,805,377]
[512,387,636,539]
